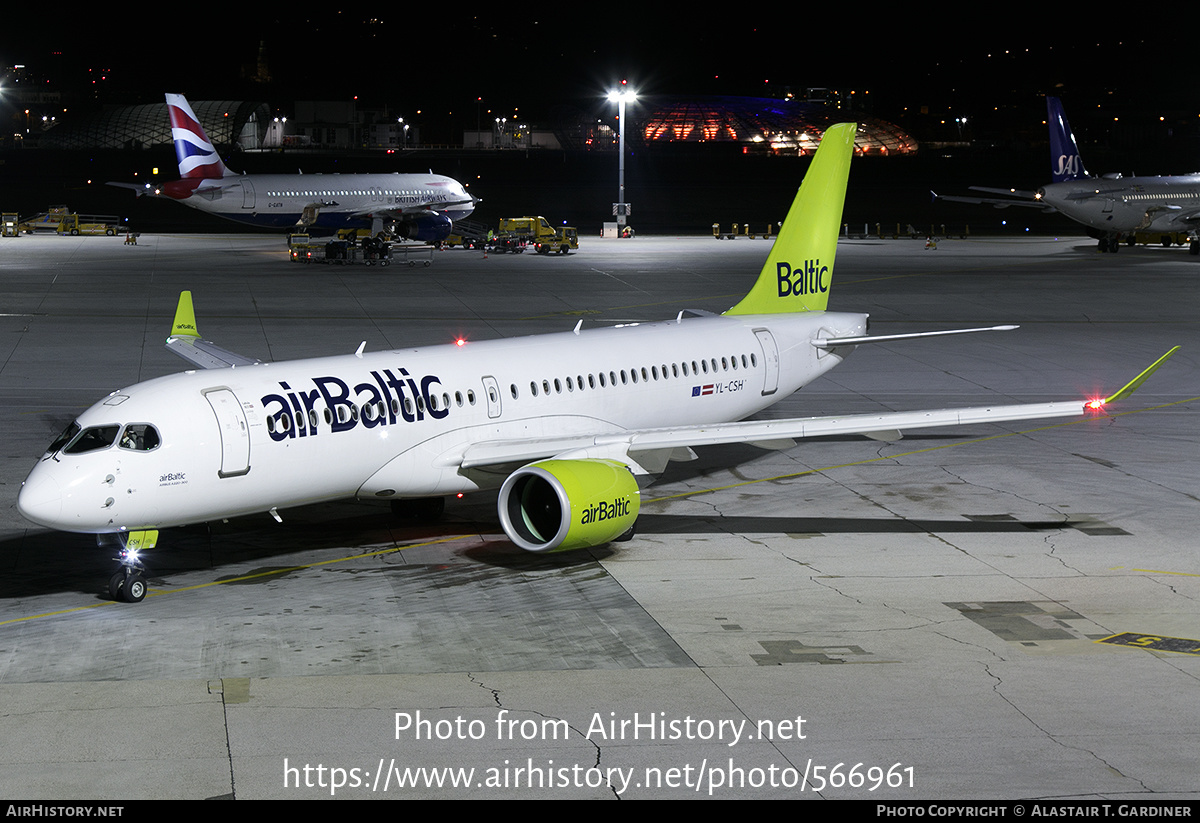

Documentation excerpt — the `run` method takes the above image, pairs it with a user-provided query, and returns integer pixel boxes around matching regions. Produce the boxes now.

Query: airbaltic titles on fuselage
[261,367,448,441]
[257,343,765,441]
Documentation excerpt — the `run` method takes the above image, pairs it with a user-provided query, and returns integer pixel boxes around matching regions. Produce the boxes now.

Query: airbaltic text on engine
[580,496,633,526]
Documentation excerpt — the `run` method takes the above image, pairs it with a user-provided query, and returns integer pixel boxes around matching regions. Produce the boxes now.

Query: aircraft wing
[457,348,1179,473]
[352,197,478,219]
[1157,206,1200,227]
[106,181,157,198]
[458,401,1082,471]
[165,335,262,370]
[164,291,262,369]
[970,186,1041,199]
[933,190,1057,213]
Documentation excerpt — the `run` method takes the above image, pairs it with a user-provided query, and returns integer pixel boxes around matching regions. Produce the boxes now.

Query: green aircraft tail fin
[725,122,856,316]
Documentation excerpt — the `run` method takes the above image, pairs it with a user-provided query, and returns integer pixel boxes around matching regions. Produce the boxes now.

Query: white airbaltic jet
[21,123,1176,603]
[111,94,476,241]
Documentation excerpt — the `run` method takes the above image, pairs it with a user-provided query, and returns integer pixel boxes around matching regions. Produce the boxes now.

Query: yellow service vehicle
[19,206,72,233]
[19,207,124,236]
[1126,231,1190,248]
[498,216,578,254]
[55,213,125,236]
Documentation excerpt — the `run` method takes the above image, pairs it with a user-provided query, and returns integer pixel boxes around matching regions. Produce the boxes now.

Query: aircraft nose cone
[17,471,62,528]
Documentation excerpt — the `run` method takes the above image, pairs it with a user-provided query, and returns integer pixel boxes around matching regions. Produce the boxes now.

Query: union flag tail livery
[106,93,476,240]
[23,119,1177,604]
[725,122,855,316]
[166,93,229,180]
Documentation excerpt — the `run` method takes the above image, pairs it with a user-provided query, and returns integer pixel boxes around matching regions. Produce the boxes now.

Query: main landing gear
[104,530,158,603]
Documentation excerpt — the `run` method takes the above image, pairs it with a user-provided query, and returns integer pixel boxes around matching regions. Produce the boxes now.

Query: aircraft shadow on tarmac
[1,432,1086,602]
[1,501,1078,603]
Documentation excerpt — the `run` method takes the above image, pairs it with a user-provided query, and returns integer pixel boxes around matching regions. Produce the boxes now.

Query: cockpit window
[47,422,81,454]
[119,424,161,452]
[62,425,120,455]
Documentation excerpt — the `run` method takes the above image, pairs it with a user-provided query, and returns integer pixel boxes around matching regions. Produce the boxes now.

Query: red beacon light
[455,337,467,347]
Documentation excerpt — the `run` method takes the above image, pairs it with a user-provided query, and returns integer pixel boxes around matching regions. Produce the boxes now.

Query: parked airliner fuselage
[160,172,476,235]
[17,311,862,535]
[1038,176,1200,235]
[116,94,476,241]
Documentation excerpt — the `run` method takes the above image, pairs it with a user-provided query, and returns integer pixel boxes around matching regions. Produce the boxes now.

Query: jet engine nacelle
[397,213,453,243]
[497,459,639,552]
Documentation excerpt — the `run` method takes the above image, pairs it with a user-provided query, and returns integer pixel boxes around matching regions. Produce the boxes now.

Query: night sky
[5,17,1200,234]
[3,16,1196,131]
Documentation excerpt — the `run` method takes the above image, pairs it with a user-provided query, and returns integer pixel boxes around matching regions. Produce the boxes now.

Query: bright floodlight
[607,85,637,232]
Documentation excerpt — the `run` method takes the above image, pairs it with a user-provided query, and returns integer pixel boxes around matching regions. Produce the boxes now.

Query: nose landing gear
[104,530,158,603]
[108,565,147,603]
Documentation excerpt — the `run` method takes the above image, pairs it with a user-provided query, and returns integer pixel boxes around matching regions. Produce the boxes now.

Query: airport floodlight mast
[608,83,636,233]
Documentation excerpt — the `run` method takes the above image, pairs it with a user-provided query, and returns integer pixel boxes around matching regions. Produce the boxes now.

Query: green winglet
[1097,346,1180,407]
[170,291,200,339]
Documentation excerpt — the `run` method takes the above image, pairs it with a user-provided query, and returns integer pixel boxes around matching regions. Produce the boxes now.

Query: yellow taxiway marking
[1096,632,1200,655]
[1129,568,1200,577]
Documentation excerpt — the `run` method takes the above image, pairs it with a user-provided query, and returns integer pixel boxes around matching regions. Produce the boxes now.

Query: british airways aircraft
[112,94,476,241]
[937,96,1200,254]
[23,123,1176,603]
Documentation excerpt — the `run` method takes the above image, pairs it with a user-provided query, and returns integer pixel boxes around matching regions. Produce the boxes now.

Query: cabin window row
[512,352,758,399]
[264,190,428,198]
[1123,192,1198,202]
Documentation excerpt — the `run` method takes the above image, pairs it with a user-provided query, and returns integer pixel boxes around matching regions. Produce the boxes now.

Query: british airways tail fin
[725,122,855,316]
[165,93,229,180]
[1047,96,1087,183]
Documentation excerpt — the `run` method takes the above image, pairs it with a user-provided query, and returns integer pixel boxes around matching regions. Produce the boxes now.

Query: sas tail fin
[165,93,229,180]
[1047,96,1088,183]
[725,122,856,316]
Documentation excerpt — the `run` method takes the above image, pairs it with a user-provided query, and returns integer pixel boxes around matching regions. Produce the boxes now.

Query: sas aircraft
[22,123,1177,603]
[111,94,476,241]
[937,96,1200,253]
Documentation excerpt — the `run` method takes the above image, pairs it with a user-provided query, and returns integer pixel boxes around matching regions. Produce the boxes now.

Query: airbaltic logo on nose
[580,496,631,525]
[777,259,829,298]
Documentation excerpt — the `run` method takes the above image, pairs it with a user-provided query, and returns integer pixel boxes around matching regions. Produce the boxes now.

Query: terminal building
[633,97,917,156]
[38,100,269,151]
[34,96,916,157]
